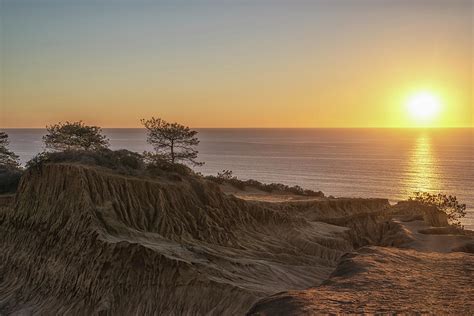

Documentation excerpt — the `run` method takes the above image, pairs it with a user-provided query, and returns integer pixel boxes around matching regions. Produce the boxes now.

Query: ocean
[3,128,473,229]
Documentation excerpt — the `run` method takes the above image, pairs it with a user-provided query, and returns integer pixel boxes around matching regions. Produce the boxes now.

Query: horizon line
[1,126,473,130]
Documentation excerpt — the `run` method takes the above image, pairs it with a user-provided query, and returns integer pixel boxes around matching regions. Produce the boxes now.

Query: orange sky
[1,0,472,128]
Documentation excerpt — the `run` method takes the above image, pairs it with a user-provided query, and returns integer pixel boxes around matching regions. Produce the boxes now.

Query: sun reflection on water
[403,134,442,197]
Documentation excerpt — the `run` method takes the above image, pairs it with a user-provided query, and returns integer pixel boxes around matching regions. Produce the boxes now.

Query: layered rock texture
[248,206,474,315]
[0,163,472,315]
[248,247,474,315]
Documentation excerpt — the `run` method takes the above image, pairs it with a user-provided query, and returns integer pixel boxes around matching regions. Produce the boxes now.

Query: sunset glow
[406,92,442,125]
[0,1,472,128]
[0,2,473,312]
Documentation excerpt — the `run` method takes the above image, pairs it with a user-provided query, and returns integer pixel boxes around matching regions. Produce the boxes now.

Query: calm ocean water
[3,128,473,229]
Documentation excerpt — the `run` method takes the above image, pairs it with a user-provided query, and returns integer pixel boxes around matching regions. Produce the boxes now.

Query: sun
[406,92,442,124]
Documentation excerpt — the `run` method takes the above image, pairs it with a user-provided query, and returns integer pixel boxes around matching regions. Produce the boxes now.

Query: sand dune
[0,163,472,315]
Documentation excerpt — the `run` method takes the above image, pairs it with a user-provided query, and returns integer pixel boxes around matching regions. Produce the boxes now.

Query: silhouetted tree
[0,132,20,170]
[141,117,203,166]
[43,121,109,151]
[409,191,467,228]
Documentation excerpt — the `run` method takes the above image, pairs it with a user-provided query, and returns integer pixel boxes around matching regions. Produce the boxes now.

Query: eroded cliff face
[4,163,464,315]
[0,163,391,315]
[248,203,474,315]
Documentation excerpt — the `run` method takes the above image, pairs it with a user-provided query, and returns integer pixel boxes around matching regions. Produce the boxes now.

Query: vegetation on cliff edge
[206,169,325,197]
[0,132,22,194]
[409,191,466,228]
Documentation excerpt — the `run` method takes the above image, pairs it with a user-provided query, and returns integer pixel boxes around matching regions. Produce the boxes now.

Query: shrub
[143,151,192,176]
[409,191,467,228]
[26,149,144,174]
[217,169,234,180]
[107,150,145,170]
[25,152,50,170]
[25,149,192,178]
[206,169,324,197]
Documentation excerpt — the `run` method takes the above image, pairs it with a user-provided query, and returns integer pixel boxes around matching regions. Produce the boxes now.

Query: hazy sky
[1,0,472,128]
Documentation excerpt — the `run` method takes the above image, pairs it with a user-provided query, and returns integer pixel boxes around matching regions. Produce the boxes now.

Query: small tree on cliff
[409,191,466,228]
[43,121,109,151]
[0,132,20,170]
[141,117,203,166]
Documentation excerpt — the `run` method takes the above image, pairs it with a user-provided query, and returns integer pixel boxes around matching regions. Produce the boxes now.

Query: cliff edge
[1,163,472,315]
[0,163,385,315]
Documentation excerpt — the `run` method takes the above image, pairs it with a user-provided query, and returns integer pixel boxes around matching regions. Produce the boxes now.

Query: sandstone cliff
[1,163,471,315]
[0,163,387,315]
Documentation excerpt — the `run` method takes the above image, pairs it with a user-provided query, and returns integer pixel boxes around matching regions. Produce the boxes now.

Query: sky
[0,0,472,128]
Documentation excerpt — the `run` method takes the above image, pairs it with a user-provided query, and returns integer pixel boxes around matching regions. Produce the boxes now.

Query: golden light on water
[404,134,442,196]
[406,92,442,126]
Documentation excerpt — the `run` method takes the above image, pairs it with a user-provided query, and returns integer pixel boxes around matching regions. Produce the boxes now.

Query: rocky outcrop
[2,164,389,315]
[391,201,449,227]
[248,202,474,315]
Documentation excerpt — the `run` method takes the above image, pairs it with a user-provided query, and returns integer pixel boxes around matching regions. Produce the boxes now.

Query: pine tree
[141,117,203,166]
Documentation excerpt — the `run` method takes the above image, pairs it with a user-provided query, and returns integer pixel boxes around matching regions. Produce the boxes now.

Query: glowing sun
[406,92,442,124]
